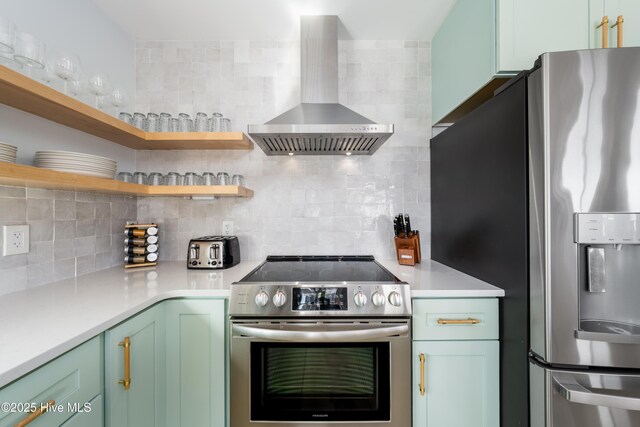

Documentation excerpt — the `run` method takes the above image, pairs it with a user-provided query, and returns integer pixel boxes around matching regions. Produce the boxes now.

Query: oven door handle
[232,324,410,341]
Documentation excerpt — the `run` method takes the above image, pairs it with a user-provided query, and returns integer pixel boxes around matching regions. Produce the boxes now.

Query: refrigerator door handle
[554,377,640,411]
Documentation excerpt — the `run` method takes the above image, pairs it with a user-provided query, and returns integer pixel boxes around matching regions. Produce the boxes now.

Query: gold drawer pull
[16,400,55,427]
[118,336,131,390]
[596,15,609,48]
[611,15,624,47]
[419,353,426,396]
[437,318,481,325]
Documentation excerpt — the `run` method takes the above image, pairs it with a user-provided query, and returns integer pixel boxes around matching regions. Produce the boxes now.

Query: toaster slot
[210,243,220,261]
[190,243,200,260]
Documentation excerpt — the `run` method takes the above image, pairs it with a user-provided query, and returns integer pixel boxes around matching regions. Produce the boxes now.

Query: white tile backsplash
[135,39,431,262]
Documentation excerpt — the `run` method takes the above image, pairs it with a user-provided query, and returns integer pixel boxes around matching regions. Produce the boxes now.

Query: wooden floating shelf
[0,162,254,198]
[0,65,253,151]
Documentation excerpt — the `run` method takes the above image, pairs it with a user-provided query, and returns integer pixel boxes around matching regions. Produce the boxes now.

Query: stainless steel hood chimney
[248,16,394,155]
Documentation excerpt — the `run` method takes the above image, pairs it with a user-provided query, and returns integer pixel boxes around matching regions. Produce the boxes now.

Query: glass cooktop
[239,255,402,283]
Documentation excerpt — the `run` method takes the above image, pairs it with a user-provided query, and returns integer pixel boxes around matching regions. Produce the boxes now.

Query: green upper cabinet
[165,299,227,427]
[432,0,588,124]
[105,304,166,427]
[590,0,640,47]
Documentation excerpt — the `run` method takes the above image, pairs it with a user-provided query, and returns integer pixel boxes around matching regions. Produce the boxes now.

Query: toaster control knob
[388,291,403,307]
[255,290,269,307]
[371,291,386,307]
[354,290,368,307]
[272,290,287,308]
[191,261,198,266]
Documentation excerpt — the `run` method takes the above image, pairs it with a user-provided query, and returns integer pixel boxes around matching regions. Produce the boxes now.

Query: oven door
[230,319,411,427]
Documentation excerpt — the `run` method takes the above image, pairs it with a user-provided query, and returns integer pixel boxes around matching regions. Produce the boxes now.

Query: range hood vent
[248,16,394,155]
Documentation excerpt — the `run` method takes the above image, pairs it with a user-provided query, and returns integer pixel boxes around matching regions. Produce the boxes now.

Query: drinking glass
[132,112,147,131]
[0,16,16,54]
[217,172,230,185]
[38,54,59,87]
[88,72,111,108]
[146,113,159,132]
[132,172,147,185]
[0,52,21,71]
[53,51,81,94]
[211,112,223,131]
[13,32,45,77]
[68,78,87,99]
[159,113,172,132]
[232,174,245,186]
[195,112,209,132]
[170,118,180,132]
[221,118,231,132]
[165,172,182,185]
[178,113,192,132]
[117,172,132,183]
[148,172,164,185]
[202,172,217,185]
[109,86,129,112]
[118,112,133,125]
[183,172,200,185]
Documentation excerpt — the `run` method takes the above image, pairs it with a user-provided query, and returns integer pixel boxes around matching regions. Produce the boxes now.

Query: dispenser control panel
[575,213,640,244]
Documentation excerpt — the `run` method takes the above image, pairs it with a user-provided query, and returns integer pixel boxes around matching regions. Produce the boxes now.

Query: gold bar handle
[118,336,131,390]
[596,15,609,48]
[419,353,426,396]
[437,317,481,325]
[16,400,55,427]
[611,15,624,47]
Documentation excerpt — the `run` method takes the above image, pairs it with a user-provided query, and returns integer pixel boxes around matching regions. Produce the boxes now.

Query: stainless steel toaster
[187,236,241,269]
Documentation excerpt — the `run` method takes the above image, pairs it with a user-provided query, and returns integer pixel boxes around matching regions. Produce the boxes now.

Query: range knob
[273,290,287,307]
[354,290,368,307]
[388,291,403,307]
[255,290,269,307]
[371,291,386,307]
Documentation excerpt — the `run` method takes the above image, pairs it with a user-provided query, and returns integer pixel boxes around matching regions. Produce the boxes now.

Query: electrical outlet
[222,221,234,236]
[2,225,29,256]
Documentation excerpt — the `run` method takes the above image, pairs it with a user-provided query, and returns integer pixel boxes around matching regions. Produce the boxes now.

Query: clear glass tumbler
[159,113,172,132]
[117,172,133,183]
[221,118,231,132]
[217,172,230,185]
[211,112,223,132]
[183,172,200,185]
[132,112,147,131]
[0,16,16,54]
[165,172,182,185]
[170,118,180,132]
[232,174,245,186]
[195,112,209,132]
[148,172,164,185]
[13,32,45,76]
[146,113,159,132]
[132,172,147,185]
[202,172,217,185]
[119,112,133,125]
[178,113,191,132]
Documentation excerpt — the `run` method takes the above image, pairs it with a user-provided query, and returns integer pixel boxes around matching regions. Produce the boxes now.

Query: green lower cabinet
[412,341,499,427]
[165,299,226,427]
[60,395,103,427]
[0,336,102,427]
[104,304,166,427]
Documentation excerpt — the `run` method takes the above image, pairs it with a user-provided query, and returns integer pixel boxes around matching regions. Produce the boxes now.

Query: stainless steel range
[229,256,411,427]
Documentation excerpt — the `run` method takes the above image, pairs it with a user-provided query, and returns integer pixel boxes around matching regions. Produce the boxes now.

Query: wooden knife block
[394,232,421,266]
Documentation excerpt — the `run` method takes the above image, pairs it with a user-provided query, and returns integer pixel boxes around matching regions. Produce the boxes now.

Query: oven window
[251,342,390,422]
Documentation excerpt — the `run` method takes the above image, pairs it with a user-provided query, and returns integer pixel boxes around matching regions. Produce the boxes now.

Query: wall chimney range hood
[248,16,394,155]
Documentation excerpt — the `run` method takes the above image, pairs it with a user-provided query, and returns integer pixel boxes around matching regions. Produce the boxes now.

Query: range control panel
[575,213,640,244]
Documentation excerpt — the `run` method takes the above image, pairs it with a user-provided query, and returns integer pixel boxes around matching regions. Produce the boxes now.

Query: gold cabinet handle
[437,317,481,325]
[597,15,609,48]
[16,400,55,427]
[611,15,624,47]
[419,353,426,396]
[118,336,131,390]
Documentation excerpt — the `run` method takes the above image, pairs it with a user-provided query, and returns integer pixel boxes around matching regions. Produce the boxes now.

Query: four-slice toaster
[187,236,241,269]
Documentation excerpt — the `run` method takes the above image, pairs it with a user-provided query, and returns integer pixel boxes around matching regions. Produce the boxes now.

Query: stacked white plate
[0,142,17,163]
[34,150,117,179]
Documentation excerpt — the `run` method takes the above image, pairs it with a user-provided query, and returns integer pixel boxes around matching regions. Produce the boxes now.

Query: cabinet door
[165,299,226,427]
[105,304,166,427]
[591,0,640,47]
[498,0,589,72]
[413,341,499,427]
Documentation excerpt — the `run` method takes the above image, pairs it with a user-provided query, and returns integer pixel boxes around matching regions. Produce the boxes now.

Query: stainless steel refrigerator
[431,47,640,426]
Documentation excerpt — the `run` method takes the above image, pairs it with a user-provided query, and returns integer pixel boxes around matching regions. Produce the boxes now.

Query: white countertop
[0,259,502,388]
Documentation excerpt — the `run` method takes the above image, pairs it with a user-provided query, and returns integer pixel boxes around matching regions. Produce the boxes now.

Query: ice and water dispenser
[575,213,640,343]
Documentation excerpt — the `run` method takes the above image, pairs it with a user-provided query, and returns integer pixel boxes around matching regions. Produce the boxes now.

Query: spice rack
[124,223,159,269]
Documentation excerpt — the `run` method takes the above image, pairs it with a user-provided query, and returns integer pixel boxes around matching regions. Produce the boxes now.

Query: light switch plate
[2,225,29,256]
